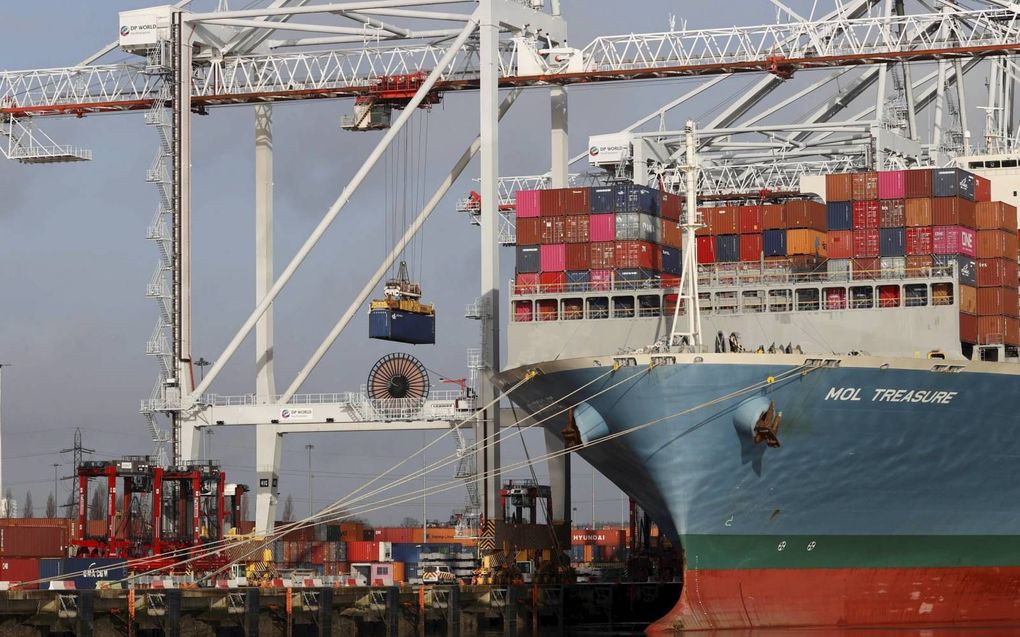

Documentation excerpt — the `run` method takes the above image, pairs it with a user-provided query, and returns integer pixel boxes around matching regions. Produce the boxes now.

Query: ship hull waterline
[496,353,1020,631]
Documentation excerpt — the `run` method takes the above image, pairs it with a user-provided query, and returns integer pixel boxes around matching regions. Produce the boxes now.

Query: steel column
[255,104,276,401]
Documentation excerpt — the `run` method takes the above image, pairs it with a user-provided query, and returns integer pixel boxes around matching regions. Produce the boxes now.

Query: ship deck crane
[5,0,1020,540]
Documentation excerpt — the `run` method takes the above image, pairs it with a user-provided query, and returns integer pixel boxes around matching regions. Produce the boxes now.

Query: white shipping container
[879,256,906,277]
[827,258,852,281]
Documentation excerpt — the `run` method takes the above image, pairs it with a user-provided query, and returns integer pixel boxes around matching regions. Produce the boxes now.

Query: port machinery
[4,0,1020,541]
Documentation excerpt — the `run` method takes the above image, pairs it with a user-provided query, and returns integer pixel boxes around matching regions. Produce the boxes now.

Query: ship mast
[669,120,704,352]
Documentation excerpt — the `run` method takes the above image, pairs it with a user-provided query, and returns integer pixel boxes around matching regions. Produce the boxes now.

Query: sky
[0,0,966,526]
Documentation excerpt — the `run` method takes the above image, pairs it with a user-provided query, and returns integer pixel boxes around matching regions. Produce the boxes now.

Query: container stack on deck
[514,185,683,320]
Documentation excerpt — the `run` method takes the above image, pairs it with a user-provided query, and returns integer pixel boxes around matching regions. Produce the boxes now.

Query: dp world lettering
[825,387,958,404]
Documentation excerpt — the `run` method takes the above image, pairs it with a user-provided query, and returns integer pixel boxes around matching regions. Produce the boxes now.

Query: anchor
[753,401,782,448]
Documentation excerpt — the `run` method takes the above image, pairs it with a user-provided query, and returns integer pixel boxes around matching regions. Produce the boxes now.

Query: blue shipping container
[880,228,906,257]
[715,235,740,262]
[932,168,976,200]
[660,246,681,275]
[826,202,853,231]
[392,544,421,564]
[614,185,659,216]
[933,254,977,286]
[615,269,659,288]
[763,229,787,257]
[516,245,540,273]
[590,187,616,213]
[566,270,590,292]
[49,558,127,590]
[369,309,435,345]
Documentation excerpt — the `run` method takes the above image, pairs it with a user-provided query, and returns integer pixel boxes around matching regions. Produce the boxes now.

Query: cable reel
[367,352,431,401]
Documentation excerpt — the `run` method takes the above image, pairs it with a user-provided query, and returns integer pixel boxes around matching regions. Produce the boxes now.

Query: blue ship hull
[499,353,1020,630]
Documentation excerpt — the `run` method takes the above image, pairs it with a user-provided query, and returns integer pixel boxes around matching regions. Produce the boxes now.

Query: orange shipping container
[391,561,406,584]
[761,204,785,230]
[977,229,1015,259]
[695,208,713,236]
[784,201,826,230]
[661,219,682,248]
[710,206,740,235]
[905,198,932,227]
[932,197,977,227]
[978,315,1008,345]
[787,229,828,257]
[905,255,933,276]
[826,173,853,201]
[977,287,1008,315]
[852,172,879,200]
[959,284,978,314]
[1009,317,1020,345]
[976,202,1019,232]
[516,218,542,244]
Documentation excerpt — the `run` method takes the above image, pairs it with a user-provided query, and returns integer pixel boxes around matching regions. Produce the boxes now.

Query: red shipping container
[784,201,826,230]
[761,204,785,230]
[590,269,612,291]
[828,230,854,259]
[540,243,566,271]
[975,202,1018,232]
[906,227,933,255]
[904,169,933,198]
[977,287,1008,315]
[906,255,934,276]
[590,242,615,269]
[932,197,977,228]
[852,201,880,229]
[977,229,1014,259]
[590,214,616,242]
[539,271,566,293]
[660,274,680,289]
[878,170,906,199]
[346,541,380,563]
[311,542,327,565]
[932,226,976,256]
[562,188,591,214]
[960,312,978,343]
[904,198,932,227]
[538,189,566,216]
[977,258,1017,287]
[978,315,1008,345]
[853,229,880,258]
[0,525,69,558]
[516,190,540,218]
[710,206,740,234]
[515,273,540,294]
[661,218,682,248]
[852,257,880,280]
[539,217,566,244]
[697,236,716,264]
[516,218,541,245]
[825,174,853,201]
[614,241,656,269]
[513,301,532,322]
[0,558,40,588]
[879,199,905,227]
[739,234,763,262]
[659,192,681,221]
[563,215,590,243]
[974,174,992,203]
[1009,317,1020,345]
[852,172,880,200]
[1008,287,1020,317]
[565,243,591,270]
[738,206,763,234]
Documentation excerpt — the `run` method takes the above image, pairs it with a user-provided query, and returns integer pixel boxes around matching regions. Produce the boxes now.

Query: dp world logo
[121,26,131,36]
[589,146,600,157]
[281,409,292,419]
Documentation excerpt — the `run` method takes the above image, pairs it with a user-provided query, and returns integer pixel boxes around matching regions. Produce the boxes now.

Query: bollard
[76,590,94,637]
[165,589,182,637]
[385,586,400,637]
[318,587,333,637]
[245,589,260,637]
[447,586,460,637]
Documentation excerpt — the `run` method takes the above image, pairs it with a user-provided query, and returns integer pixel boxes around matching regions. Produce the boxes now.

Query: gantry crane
[4,0,1020,542]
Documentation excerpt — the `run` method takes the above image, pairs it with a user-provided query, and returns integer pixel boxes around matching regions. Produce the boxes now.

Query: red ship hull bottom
[646,566,1020,633]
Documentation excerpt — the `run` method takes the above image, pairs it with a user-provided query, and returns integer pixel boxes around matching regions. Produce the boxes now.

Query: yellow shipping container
[958,284,977,314]
[787,229,828,257]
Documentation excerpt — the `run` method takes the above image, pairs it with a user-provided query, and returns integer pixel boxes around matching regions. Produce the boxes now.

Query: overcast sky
[0,1,955,526]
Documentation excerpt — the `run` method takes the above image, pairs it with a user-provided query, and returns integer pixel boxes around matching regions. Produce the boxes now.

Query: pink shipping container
[878,170,906,199]
[516,190,540,218]
[590,269,612,291]
[932,226,977,257]
[540,244,566,271]
[589,214,616,242]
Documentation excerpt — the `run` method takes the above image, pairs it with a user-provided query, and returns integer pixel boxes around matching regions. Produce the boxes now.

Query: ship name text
[825,387,958,404]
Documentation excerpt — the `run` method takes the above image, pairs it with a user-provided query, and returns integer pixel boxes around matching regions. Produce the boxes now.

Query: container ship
[498,166,1020,631]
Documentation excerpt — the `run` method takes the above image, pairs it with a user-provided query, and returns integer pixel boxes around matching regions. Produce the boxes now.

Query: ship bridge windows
[768,289,792,312]
[850,286,874,309]
[905,284,928,307]
[638,295,661,318]
[741,290,765,313]
[612,296,635,318]
[587,297,609,319]
[796,288,820,311]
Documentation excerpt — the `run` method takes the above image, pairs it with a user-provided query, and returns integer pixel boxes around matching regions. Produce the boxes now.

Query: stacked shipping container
[695,201,828,273]
[515,184,682,320]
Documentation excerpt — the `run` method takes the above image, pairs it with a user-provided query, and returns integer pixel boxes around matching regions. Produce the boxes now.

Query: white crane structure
[4,0,1020,538]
